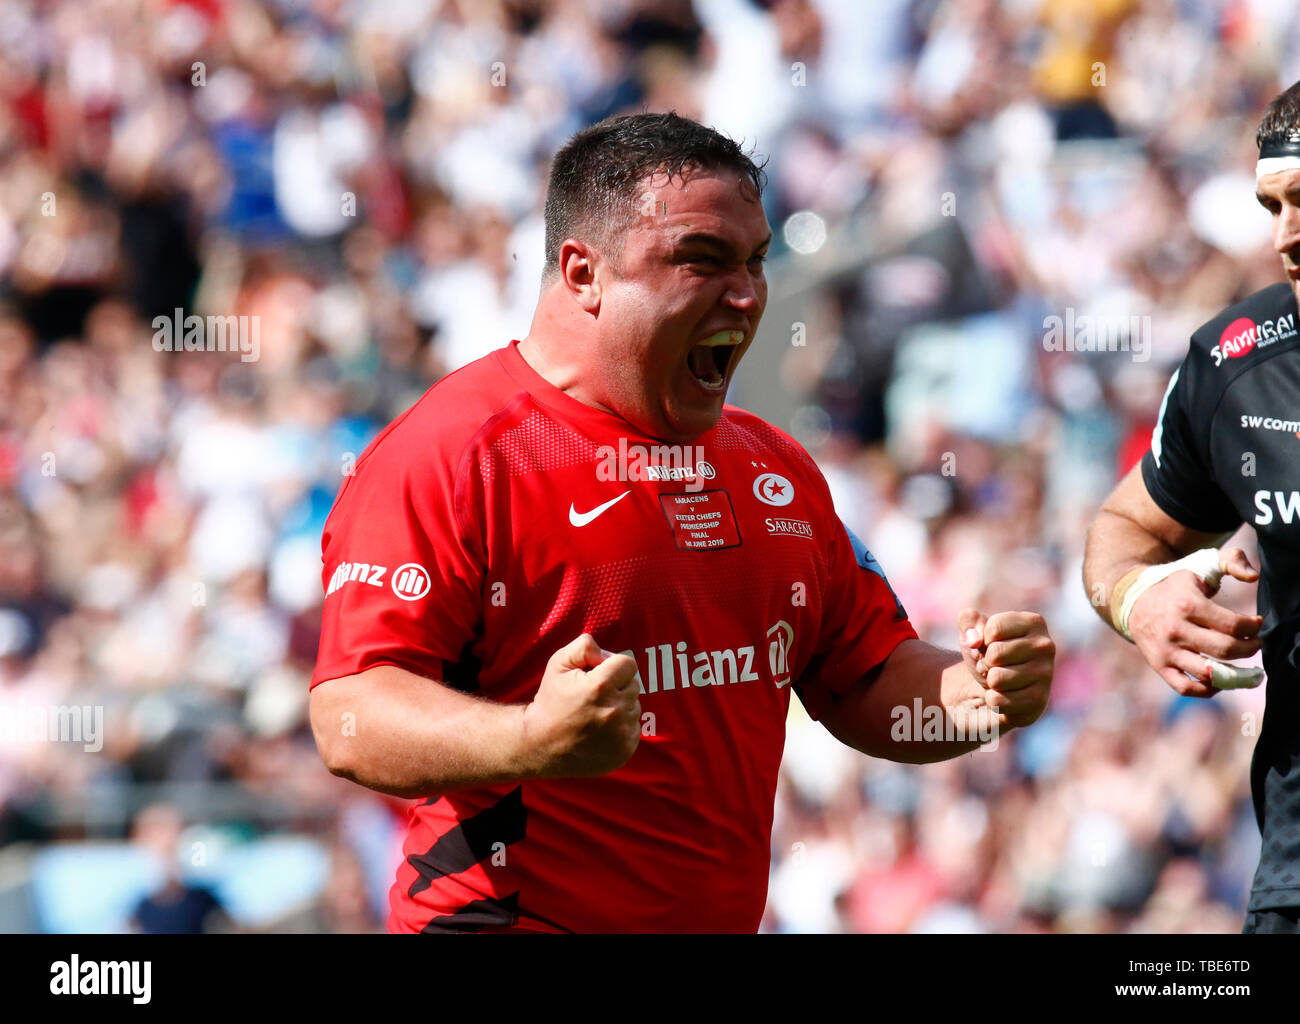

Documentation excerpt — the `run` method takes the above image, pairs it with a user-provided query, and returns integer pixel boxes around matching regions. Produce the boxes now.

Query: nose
[722,265,764,315]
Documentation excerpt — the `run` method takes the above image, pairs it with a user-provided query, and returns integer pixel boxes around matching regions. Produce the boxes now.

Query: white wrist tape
[1115,548,1264,690]
[1116,548,1224,638]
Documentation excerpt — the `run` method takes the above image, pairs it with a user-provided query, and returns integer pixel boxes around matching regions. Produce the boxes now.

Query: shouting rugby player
[312,112,1055,933]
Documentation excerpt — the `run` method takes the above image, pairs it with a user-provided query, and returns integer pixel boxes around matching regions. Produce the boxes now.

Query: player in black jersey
[1084,80,1300,933]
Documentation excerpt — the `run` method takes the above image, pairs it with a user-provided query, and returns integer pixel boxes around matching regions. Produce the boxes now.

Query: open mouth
[687,330,744,390]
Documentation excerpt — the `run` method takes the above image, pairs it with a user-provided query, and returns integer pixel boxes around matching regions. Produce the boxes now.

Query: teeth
[687,344,726,387]
[699,330,744,347]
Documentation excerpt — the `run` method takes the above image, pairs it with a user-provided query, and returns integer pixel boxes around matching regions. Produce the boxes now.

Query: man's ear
[557,238,602,314]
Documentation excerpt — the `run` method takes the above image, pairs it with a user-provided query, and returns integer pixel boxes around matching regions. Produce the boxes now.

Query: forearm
[310,665,537,798]
[821,640,987,764]
[1082,508,1182,630]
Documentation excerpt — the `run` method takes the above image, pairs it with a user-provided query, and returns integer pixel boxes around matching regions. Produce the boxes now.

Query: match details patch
[659,489,741,551]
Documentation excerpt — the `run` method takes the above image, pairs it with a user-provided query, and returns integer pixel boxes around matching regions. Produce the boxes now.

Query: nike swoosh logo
[569,490,631,527]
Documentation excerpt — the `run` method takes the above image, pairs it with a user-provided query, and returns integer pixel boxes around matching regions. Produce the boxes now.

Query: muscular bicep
[815,659,886,751]
[307,661,535,797]
[816,639,972,763]
[310,663,444,773]
[1099,463,1234,558]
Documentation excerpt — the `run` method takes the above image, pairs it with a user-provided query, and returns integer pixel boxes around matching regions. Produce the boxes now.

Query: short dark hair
[1257,80,1300,149]
[541,111,767,282]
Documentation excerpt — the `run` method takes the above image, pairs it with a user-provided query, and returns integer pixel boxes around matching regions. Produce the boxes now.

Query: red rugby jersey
[312,339,916,933]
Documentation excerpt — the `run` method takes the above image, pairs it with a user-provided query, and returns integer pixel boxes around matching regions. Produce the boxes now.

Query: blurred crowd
[0,0,1292,932]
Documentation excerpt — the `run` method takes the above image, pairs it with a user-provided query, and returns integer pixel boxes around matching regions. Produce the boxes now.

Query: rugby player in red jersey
[310,112,1055,933]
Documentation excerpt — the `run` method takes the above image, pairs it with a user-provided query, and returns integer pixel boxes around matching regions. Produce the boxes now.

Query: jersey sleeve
[1140,344,1240,533]
[794,517,918,721]
[311,439,484,688]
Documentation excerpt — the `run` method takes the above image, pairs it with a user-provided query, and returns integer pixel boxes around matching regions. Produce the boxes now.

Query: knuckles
[986,659,1053,692]
[985,611,1047,644]
[1203,636,1235,659]
[984,634,1056,669]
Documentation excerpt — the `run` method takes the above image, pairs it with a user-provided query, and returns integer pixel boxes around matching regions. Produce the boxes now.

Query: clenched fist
[948,608,1055,732]
[521,633,642,779]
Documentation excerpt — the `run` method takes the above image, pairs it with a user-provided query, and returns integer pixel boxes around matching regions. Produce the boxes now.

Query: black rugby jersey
[1141,281,1300,910]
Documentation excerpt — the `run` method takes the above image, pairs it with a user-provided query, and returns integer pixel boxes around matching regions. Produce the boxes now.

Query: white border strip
[1257,156,1300,180]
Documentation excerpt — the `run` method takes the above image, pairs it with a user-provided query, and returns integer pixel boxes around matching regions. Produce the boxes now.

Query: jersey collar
[496,339,723,445]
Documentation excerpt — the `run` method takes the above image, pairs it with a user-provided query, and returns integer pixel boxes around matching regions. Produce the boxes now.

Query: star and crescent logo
[753,472,793,507]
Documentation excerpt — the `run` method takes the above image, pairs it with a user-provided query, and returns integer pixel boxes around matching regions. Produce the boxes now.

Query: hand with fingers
[947,607,1055,737]
[1126,546,1263,698]
[521,633,643,778]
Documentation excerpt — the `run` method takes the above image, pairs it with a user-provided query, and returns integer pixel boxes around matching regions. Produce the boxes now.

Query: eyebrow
[1258,184,1300,204]
[673,231,773,258]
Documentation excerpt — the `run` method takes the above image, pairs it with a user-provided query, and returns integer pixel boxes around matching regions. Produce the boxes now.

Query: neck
[518,285,604,407]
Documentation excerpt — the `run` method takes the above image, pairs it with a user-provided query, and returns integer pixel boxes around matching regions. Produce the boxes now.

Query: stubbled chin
[663,393,724,442]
